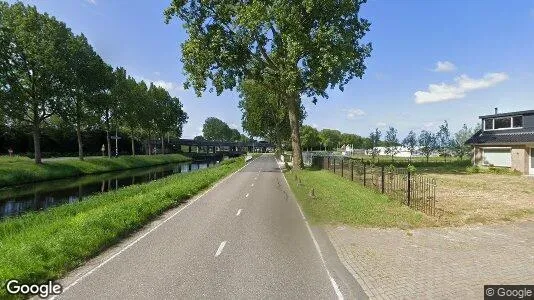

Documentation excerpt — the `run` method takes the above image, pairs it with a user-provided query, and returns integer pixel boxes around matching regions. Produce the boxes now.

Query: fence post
[333,157,336,173]
[407,171,411,206]
[350,161,354,181]
[327,156,330,170]
[363,162,366,186]
[381,165,385,194]
[341,157,344,177]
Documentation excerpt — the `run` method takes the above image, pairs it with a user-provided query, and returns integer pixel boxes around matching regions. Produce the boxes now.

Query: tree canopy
[164,0,372,168]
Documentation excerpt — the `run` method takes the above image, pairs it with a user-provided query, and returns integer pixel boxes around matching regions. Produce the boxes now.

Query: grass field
[0,154,192,187]
[0,157,245,298]
[285,169,433,228]
[432,173,534,226]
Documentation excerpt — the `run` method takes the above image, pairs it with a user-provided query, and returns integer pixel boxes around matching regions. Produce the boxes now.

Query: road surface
[54,154,364,299]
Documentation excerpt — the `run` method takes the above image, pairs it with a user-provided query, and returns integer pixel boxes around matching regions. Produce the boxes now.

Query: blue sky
[8,0,534,139]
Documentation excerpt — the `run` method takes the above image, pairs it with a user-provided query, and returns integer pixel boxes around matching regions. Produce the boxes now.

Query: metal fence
[313,156,436,216]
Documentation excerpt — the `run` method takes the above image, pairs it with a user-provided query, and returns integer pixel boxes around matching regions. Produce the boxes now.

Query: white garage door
[483,148,511,167]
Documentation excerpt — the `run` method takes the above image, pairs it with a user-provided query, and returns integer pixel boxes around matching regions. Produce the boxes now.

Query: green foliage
[238,79,304,148]
[452,124,476,159]
[418,130,438,162]
[0,157,245,296]
[369,128,381,158]
[202,117,241,142]
[407,164,417,173]
[402,130,418,157]
[300,125,321,150]
[164,0,372,168]
[384,126,399,158]
[319,129,342,150]
[0,154,191,187]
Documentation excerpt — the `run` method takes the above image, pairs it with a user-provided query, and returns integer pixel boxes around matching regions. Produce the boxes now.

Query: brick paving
[326,221,534,300]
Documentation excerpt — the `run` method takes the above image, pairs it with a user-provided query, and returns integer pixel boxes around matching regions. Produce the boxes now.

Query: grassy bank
[0,157,245,297]
[0,154,192,187]
[285,169,434,228]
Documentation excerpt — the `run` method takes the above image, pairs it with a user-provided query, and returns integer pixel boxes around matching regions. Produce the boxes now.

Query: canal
[0,160,218,219]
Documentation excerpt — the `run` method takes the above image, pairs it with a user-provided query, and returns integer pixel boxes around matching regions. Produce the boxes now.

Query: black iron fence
[313,156,436,216]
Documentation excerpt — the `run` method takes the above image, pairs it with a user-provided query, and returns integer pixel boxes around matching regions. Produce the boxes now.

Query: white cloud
[344,108,366,119]
[414,72,508,104]
[86,0,97,5]
[229,123,238,129]
[311,124,319,129]
[433,61,457,72]
[376,122,387,128]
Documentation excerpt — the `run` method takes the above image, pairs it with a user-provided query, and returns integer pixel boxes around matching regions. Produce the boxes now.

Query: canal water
[0,160,218,219]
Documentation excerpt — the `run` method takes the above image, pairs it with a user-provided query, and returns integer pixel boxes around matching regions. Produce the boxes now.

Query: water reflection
[0,160,217,219]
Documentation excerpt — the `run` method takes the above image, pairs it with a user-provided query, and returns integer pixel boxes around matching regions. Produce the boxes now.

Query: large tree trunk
[32,125,42,164]
[287,95,303,169]
[131,135,136,156]
[76,124,84,160]
[106,130,111,158]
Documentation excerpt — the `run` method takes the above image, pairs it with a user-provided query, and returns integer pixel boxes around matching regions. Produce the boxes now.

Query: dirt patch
[430,173,534,226]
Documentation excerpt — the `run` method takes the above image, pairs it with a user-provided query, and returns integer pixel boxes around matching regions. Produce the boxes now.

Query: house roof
[479,110,534,119]
[466,129,534,145]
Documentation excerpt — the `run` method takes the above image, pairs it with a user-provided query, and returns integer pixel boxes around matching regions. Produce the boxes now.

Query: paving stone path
[326,221,534,300]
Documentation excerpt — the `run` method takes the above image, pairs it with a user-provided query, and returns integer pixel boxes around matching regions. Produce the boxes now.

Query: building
[467,109,534,175]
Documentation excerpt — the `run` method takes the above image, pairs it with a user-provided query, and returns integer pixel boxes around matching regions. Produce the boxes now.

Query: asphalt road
[53,154,365,299]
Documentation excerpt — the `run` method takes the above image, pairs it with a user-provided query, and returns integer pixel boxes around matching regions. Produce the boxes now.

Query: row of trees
[300,126,373,150]
[371,121,478,162]
[0,2,187,163]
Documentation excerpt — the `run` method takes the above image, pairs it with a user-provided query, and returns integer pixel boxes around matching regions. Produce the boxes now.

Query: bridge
[160,139,274,156]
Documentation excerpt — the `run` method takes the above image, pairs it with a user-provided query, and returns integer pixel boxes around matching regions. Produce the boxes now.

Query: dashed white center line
[245,193,249,198]
[236,209,242,216]
[251,183,254,187]
[215,241,227,257]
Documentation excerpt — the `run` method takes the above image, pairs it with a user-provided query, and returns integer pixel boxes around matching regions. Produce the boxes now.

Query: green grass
[285,169,433,228]
[0,154,192,187]
[0,157,245,298]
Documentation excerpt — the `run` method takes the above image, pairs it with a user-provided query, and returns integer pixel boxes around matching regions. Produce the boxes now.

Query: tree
[165,1,372,169]
[384,126,399,161]
[436,120,451,161]
[0,2,74,163]
[319,129,342,150]
[300,125,320,150]
[229,128,241,142]
[452,124,476,160]
[193,135,206,142]
[238,80,303,151]
[340,133,361,149]
[418,130,437,163]
[60,34,111,160]
[369,128,381,160]
[203,117,233,141]
[402,130,418,161]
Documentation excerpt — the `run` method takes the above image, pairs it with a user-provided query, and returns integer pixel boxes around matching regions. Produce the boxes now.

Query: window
[484,119,493,130]
[483,116,523,130]
[513,116,523,128]
[494,117,511,129]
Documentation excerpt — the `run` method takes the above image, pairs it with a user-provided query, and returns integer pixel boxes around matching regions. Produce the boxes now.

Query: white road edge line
[51,158,256,300]
[236,209,242,216]
[276,159,344,300]
[215,241,227,257]
[245,193,249,198]
[251,183,254,187]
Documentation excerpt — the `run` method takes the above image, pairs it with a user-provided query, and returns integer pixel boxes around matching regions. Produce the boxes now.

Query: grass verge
[0,154,192,187]
[285,169,434,228]
[0,157,245,298]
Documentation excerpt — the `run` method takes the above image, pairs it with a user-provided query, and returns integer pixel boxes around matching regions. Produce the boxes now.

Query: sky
[7,0,534,139]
